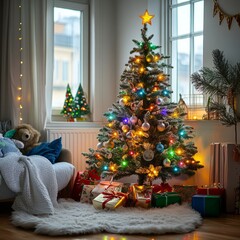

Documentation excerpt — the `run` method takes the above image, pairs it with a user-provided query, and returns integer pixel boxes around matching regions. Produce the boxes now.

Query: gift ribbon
[99,181,121,191]
[102,191,127,209]
[159,193,179,206]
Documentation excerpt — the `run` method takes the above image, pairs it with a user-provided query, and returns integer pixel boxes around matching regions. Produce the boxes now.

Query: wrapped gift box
[80,185,96,204]
[152,192,181,208]
[152,183,172,193]
[173,185,197,203]
[92,191,127,210]
[192,194,222,217]
[92,181,123,198]
[71,170,100,201]
[197,187,226,212]
[132,184,152,208]
[197,187,225,196]
[121,183,131,193]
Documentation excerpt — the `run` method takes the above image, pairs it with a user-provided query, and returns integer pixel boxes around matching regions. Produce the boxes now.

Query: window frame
[46,0,89,123]
[161,0,205,120]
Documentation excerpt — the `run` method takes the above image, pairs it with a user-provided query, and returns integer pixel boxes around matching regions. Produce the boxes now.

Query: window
[168,0,205,119]
[47,0,89,121]
[62,61,69,82]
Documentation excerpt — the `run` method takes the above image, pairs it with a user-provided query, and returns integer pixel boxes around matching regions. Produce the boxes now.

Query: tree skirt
[11,199,202,236]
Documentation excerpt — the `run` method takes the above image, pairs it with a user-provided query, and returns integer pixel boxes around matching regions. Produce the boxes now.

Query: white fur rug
[11,199,202,236]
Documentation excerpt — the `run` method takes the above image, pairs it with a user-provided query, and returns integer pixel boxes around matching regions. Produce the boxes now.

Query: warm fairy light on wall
[18,4,23,123]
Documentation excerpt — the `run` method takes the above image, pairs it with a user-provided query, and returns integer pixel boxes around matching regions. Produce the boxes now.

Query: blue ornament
[156,143,164,153]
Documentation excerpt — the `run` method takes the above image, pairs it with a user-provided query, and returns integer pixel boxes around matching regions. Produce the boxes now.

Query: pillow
[27,137,62,164]
[0,137,22,157]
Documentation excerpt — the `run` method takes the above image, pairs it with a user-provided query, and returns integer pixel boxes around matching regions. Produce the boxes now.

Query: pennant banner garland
[213,0,240,30]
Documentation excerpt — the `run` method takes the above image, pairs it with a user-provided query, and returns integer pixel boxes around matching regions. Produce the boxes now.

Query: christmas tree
[72,83,90,119]
[61,83,74,120]
[83,10,203,185]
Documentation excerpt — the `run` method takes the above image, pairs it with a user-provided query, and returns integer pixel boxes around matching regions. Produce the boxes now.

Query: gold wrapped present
[92,181,123,198]
[92,191,128,210]
[132,184,152,208]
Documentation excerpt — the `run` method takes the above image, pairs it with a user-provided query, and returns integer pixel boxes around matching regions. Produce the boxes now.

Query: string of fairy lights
[18,3,23,123]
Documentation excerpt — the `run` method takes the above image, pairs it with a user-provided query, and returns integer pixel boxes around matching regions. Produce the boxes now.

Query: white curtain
[21,0,47,136]
[0,0,21,126]
[0,0,47,137]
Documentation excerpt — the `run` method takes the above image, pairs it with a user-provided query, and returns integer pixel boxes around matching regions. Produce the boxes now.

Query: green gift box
[152,192,181,208]
[192,194,221,217]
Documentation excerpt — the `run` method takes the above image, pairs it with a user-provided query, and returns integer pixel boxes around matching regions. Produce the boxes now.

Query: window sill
[45,121,103,129]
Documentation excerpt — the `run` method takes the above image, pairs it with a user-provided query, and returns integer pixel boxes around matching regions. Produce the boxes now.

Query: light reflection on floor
[102,236,127,240]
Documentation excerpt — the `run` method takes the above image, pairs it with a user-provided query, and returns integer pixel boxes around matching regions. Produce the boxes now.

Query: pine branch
[191,68,226,96]
[212,49,230,83]
[209,102,237,126]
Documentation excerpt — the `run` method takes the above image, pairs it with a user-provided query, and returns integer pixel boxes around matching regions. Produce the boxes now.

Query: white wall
[204,0,240,67]
[90,0,117,122]
[93,0,240,185]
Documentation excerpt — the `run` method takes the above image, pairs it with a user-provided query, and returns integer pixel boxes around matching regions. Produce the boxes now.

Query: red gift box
[197,187,225,196]
[71,170,100,201]
[152,183,172,193]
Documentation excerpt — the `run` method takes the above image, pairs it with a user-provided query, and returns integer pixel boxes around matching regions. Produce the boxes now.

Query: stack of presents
[71,170,226,216]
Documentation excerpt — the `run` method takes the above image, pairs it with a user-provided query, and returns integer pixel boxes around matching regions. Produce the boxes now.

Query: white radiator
[47,128,100,173]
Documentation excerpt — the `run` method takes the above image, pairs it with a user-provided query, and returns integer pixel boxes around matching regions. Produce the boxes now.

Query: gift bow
[102,191,127,209]
[99,181,121,191]
[154,183,172,193]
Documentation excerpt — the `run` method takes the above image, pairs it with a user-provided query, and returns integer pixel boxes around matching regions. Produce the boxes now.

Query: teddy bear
[0,133,24,157]
[12,124,41,155]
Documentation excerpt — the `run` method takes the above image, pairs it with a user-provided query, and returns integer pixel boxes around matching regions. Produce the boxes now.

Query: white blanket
[0,152,58,215]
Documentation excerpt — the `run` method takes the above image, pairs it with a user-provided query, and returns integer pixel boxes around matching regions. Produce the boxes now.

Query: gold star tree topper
[140,10,155,25]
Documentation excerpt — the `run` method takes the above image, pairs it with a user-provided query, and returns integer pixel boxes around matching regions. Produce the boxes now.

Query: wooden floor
[1,202,240,240]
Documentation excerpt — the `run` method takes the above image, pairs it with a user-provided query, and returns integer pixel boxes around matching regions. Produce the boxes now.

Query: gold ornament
[109,162,119,172]
[135,164,161,181]
[147,164,161,180]
[146,53,153,62]
[122,125,130,133]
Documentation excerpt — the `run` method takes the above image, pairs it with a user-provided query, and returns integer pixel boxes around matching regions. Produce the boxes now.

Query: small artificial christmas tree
[61,83,74,121]
[83,10,203,185]
[72,83,90,119]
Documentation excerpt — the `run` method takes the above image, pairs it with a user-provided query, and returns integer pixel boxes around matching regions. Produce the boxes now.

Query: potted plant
[191,49,240,160]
